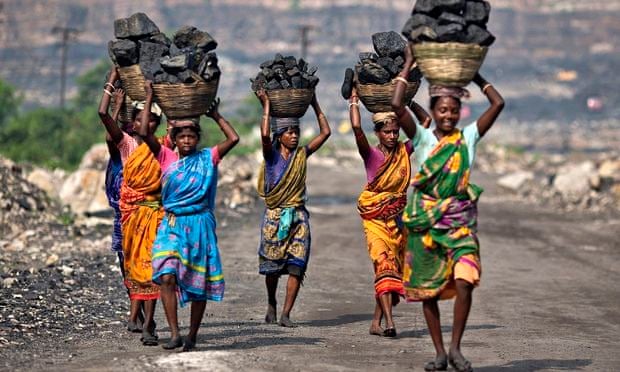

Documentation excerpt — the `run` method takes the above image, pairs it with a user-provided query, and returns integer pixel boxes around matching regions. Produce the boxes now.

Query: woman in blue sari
[139,81,239,351]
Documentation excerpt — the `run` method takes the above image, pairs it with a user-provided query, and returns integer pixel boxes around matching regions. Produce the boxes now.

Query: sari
[119,143,163,300]
[403,129,482,301]
[105,153,125,277]
[257,147,310,276]
[151,148,224,306]
[357,143,410,299]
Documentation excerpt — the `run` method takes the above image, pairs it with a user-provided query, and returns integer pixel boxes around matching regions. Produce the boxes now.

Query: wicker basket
[265,88,314,118]
[152,78,219,119]
[413,42,488,87]
[356,80,420,113]
[110,95,135,123]
[117,64,146,102]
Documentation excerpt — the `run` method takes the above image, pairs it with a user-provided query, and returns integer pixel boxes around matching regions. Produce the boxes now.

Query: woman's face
[132,111,159,134]
[174,127,199,157]
[375,120,400,149]
[432,96,461,133]
[279,127,299,150]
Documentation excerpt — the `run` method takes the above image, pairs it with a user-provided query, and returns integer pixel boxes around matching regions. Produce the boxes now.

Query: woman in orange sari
[348,85,430,337]
[98,67,164,346]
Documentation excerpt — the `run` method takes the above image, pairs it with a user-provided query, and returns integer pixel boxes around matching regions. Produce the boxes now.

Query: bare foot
[279,314,296,327]
[369,324,384,336]
[265,304,277,324]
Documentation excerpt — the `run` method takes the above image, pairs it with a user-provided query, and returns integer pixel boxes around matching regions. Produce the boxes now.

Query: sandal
[162,336,183,350]
[424,354,448,371]
[448,351,473,372]
[141,329,159,346]
[382,327,397,338]
[182,338,196,352]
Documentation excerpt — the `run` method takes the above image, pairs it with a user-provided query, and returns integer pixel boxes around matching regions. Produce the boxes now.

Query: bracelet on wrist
[482,83,492,94]
[103,89,113,97]
[394,76,408,85]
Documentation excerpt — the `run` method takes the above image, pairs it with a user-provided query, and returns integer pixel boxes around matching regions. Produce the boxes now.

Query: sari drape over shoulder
[257,147,311,276]
[119,143,163,300]
[105,156,123,253]
[357,143,410,298]
[403,130,482,301]
[151,148,224,306]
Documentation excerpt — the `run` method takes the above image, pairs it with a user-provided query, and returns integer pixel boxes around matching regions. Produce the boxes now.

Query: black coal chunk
[464,23,495,46]
[408,26,438,42]
[261,68,275,80]
[177,70,195,83]
[402,13,437,38]
[414,0,465,16]
[173,26,217,52]
[394,56,404,67]
[438,12,466,27]
[266,79,282,90]
[197,52,217,75]
[251,75,267,91]
[283,56,297,69]
[341,68,354,99]
[358,62,391,84]
[359,52,379,63]
[435,23,465,42]
[287,67,301,77]
[307,65,318,76]
[372,31,407,58]
[202,65,220,82]
[297,58,308,72]
[149,33,171,47]
[274,53,284,64]
[114,12,160,39]
[108,39,139,66]
[291,76,302,89]
[160,54,189,72]
[260,59,274,69]
[377,56,400,76]
[154,72,181,84]
[464,1,491,26]
[139,41,168,80]
[307,75,319,88]
[280,79,291,89]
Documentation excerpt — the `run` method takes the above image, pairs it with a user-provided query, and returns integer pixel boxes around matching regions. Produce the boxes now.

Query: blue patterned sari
[151,148,224,306]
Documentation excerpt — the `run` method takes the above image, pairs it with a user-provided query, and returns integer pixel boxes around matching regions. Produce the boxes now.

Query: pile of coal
[251,54,319,91]
[108,13,220,84]
[342,31,421,98]
[402,0,495,46]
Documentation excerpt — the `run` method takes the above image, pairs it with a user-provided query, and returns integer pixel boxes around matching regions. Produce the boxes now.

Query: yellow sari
[357,143,410,298]
[119,143,163,300]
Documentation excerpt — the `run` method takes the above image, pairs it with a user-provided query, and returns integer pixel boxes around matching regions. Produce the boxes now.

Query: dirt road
[5,162,620,371]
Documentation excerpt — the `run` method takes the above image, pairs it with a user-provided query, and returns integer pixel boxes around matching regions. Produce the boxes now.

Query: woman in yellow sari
[97,68,164,346]
[348,85,430,338]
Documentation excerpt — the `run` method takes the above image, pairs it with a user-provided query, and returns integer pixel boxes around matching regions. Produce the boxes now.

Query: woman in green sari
[392,48,504,372]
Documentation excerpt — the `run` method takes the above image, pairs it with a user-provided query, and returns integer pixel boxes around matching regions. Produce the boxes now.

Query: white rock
[2,278,17,288]
[45,253,60,266]
[27,168,61,198]
[553,161,597,198]
[60,265,74,277]
[497,170,535,192]
[59,169,106,216]
[78,143,109,171]
[598,159,620,180]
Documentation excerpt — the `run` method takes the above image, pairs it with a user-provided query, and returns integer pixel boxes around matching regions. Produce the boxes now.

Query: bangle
[482,83,492,94]
[348,102,359,108]
[103,89,113,97]
[104,82,116,91]
[394,76,408,85]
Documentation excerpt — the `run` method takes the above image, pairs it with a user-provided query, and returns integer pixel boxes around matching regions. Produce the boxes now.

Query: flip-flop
[448,351,473,372]
[162,336,183,350]
[424,355,448,371]
[182,338,196,352]
[382,327,397,338]
[141,330,159,346]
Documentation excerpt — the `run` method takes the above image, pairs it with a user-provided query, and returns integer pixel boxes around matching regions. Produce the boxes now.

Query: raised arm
[306,94,331,156]
[348,87,371,159]
[472,73,505,137]
[207,99,239,159]
[256,90,273,159]
[111,87,124,124]
[98,67,124,144]
[137,80,161,156]
[391,44,417,140]
[408,100,432,129]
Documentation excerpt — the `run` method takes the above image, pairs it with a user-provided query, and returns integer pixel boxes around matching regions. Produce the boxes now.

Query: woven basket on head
[265,88,314,118]
[117,64,146,102]
[110,95,135,123]
[356,80,420,113]
[413,42,488,87]
[152,78,219,119]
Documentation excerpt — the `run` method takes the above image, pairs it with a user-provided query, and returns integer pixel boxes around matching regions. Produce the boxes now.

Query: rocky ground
[1,150,619,371]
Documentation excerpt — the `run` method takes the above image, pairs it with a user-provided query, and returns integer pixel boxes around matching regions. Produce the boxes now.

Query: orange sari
[119,143,163,300]
[357,143,410,299]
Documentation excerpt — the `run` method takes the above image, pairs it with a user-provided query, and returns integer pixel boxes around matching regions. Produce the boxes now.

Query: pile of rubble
[478,144,620,212]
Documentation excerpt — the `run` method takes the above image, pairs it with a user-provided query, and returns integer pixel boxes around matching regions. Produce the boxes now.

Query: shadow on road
[475,358,592,371]
[302,313,374,327]
[189,336,326,352]
[398,324,503,339]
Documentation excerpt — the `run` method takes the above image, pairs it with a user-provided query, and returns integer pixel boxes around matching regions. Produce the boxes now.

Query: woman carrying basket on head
[392,46,504,371]
[98,68,164,346]
[255,90,331,328]
[347,67,430,337]
[140,81,239,351]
